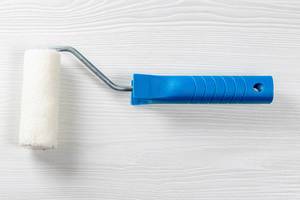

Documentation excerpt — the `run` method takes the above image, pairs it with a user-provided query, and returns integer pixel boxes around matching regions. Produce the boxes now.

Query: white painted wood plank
[0,0,300,199]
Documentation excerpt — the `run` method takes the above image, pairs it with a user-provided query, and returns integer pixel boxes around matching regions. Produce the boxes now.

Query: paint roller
[19,46,274,149]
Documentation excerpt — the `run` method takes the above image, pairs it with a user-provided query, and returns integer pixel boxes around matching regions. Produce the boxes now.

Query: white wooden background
[0,0,300,199]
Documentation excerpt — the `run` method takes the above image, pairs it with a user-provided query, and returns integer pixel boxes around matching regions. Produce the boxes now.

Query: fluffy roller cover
[19,49,60,149]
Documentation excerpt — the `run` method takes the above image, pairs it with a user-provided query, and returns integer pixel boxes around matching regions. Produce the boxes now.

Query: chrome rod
[53,46,132,92]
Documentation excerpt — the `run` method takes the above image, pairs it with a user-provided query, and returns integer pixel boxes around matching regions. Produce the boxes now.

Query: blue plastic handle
[131,74,273,105]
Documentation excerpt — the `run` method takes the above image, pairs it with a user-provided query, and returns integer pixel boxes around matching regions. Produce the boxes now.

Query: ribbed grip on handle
[131,74,273,105]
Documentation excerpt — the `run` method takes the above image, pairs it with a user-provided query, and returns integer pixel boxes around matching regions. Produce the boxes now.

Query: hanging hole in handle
[253,83,263,92]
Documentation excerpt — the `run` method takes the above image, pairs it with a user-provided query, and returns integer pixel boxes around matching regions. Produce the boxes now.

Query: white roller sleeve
[19,49,60,149]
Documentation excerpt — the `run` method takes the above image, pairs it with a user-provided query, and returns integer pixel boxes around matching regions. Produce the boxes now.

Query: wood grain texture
[0,0,300,199]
